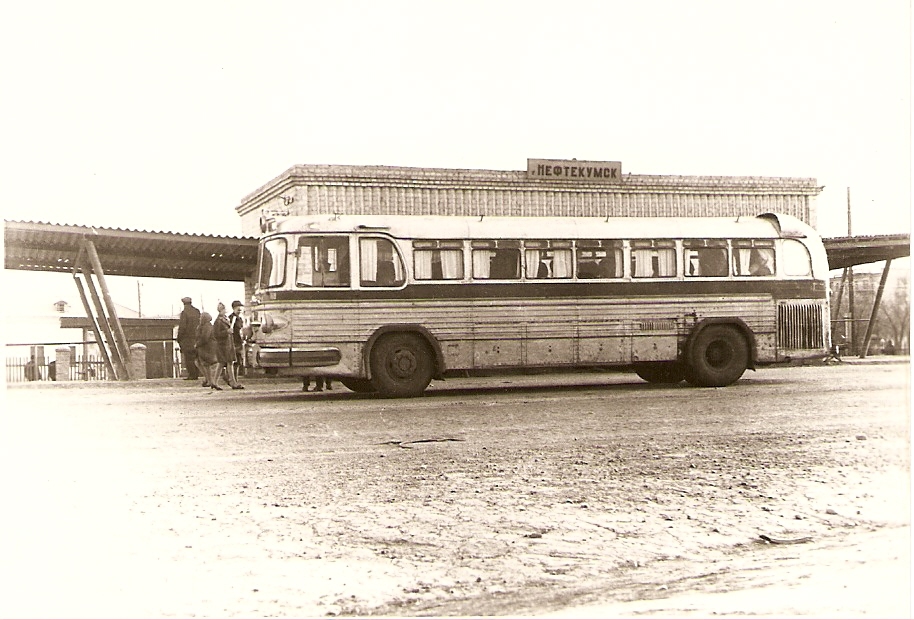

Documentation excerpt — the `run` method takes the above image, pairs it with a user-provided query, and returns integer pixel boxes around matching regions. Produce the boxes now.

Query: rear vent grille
[778,303,825,350]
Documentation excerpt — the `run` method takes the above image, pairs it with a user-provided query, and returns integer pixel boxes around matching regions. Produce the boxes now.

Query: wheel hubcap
[705,340,733,368]
[389,349,417,378]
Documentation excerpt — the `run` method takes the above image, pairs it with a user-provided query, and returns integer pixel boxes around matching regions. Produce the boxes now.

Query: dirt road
[0,360,909,617]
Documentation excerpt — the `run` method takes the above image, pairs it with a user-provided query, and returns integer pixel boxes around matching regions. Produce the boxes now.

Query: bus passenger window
[576,242,622,279]
[782,239,812,276]
[360,237,405,287]
[684,241,728,277]
[472,241,520,279]
[631,241,676,278]
[524,244,572,279]
[733,240,776,276]
[414,246,464,280]
[259,238,286,288]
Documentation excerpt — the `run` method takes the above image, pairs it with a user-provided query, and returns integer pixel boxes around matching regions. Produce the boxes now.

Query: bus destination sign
[527,158,622,182]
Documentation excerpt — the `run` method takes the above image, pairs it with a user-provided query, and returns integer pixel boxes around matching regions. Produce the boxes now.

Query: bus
[247,213,830,397]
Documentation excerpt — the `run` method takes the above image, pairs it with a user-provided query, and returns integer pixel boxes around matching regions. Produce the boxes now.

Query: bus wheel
[369,333,434,397]
[686,325,749,387]
[339,378,376,393]
[634,363,685,384]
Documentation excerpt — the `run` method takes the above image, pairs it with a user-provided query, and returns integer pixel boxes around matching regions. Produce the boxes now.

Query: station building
[235,159,822,236]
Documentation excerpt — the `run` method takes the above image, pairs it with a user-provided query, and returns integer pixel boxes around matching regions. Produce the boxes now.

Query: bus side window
[472,241,520,280]
[576,242,622,279]
[414,242,464,280]
[320,239,350,286]
[296,237,350,287]
[781,239,812,276]
[631,241,676,278]
[490,249,520,279]
[524,241,572,279]
[733,240,776,276]
[684,240,728,277]
[360,237,405,287]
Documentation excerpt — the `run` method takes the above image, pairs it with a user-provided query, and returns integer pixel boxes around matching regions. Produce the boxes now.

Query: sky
[1,0,910,318]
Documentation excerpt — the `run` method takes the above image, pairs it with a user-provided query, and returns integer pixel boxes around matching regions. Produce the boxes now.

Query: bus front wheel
[686,325,749,387]
[635,363,685,384]
[369,333,434,398]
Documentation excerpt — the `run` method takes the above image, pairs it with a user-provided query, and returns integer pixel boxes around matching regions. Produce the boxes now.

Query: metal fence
[6,355,115,383]
[6,340,187,383]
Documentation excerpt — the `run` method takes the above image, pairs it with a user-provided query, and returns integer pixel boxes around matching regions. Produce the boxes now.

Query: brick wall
[236,164,820,237]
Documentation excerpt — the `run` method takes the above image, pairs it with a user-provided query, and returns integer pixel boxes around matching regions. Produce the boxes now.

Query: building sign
[527,158,622,182]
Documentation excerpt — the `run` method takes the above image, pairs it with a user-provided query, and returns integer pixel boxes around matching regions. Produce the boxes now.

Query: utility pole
[847,188,856,354]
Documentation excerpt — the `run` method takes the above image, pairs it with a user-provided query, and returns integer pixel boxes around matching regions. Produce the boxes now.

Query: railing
[6,354,113,383]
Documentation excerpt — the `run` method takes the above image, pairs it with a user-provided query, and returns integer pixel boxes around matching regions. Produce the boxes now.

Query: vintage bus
[247,213,830,397]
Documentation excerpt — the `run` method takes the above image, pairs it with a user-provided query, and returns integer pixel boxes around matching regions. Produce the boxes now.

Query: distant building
[5,295,139,364]
[236,161,821,237]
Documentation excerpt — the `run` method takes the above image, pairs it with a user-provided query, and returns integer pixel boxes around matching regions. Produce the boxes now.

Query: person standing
[177,297,201,381]
[230,300,246,378]
[24,356,39,381]
[214,302,243,390]
[196,311,220,390]
[303,376,332,392]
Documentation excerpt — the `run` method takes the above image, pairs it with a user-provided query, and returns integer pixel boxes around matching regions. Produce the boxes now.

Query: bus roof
[267,213,817,241]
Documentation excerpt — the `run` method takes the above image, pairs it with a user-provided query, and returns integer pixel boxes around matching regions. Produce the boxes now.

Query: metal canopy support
[860,258,894,359]
[71,238,132,380]
[71,267,115,377]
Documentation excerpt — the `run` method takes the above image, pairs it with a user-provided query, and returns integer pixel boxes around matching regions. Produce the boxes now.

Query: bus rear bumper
[256,346,342,368]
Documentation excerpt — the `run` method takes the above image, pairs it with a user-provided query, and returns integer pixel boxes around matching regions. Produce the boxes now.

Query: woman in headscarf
[196,311,220,389]
[213,302,243,389]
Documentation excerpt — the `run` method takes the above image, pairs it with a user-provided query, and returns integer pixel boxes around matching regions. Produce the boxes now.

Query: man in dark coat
[177,296,201,380]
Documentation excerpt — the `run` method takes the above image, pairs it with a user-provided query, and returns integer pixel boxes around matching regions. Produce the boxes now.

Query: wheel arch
[684,318,757,369]
[364,324,444,379]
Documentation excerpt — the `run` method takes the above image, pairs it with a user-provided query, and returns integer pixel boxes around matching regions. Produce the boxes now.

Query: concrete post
[54,346,72,382]
[129,343,147,380]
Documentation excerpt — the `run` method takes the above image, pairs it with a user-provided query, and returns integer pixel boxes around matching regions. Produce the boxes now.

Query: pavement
[5,355,910,389]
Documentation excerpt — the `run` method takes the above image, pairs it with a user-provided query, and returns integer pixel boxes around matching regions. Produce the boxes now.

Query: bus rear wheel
[686,325,749,387]
[369,333,434,398]
[634,363,685,384]
[339,378,376,393]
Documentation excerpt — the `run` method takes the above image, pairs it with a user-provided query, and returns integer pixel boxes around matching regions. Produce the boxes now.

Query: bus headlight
[259,313,288,334]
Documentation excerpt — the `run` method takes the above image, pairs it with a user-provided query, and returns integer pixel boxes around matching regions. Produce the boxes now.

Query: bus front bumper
[256,346,342,368]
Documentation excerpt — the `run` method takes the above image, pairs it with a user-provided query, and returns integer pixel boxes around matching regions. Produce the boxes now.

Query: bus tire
[339,378,376,393]
[369,333,434,398]
[686,325,749,387]
[634,363,685,384]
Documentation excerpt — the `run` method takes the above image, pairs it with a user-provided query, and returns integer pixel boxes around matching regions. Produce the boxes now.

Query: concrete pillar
[129,343,147,380]
[54,346,72,382]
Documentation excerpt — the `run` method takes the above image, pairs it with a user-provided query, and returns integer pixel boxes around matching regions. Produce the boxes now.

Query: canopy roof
[4,220,258,281]
[3,220,908,279]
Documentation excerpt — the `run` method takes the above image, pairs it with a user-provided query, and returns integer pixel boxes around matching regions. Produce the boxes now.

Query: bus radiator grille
[777,302,825,350]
